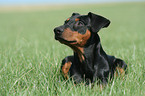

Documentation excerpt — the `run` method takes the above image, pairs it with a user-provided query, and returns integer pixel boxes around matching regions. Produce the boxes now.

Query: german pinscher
[54,12,127,85]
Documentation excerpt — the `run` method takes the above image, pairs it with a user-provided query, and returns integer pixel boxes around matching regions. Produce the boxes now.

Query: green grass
[0,2,145,96]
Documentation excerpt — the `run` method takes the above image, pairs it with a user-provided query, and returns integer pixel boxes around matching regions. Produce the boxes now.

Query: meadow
[0,2,145,96]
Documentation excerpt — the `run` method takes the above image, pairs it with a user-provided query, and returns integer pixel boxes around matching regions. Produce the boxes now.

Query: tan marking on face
[61,28,91,47]
[66,18,70,21]
[62,62,72,79]
[60,28,91,62]
[75,18,79,21]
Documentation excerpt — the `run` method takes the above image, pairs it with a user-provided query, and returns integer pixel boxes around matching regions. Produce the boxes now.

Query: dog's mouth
[55,36,76,44]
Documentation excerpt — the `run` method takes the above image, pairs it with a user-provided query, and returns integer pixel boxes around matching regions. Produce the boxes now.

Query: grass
[0,2,145,96]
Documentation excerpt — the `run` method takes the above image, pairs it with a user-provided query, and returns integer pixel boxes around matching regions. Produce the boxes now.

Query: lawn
[0,2,145,96]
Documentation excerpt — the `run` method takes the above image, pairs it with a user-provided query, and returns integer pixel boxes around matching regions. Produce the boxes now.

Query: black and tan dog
[54,12,127,85]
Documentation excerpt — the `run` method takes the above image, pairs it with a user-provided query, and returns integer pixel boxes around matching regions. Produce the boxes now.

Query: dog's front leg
[61,56,73,79]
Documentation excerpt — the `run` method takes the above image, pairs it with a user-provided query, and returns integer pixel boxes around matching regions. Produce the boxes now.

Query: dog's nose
[54,27,63,35]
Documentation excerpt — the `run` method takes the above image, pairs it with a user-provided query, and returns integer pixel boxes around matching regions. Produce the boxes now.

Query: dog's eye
[73,21,84,30]
[77,21,84,26]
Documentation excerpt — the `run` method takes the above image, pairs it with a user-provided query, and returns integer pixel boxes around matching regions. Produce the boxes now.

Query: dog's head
[54,12,110,47]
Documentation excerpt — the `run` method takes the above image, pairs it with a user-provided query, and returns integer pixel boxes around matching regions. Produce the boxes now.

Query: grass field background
[0,2,145,96]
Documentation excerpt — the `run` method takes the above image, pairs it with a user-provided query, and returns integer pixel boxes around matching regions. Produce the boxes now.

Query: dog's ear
[88,12,110,33]
[72,13,80,16]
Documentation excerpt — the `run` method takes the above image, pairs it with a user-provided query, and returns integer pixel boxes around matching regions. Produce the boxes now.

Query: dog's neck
[71,33,105,75]
[73,34,104,65]
[69,45,85,62]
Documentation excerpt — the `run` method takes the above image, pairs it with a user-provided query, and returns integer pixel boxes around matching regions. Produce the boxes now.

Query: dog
[54,12,127,85]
